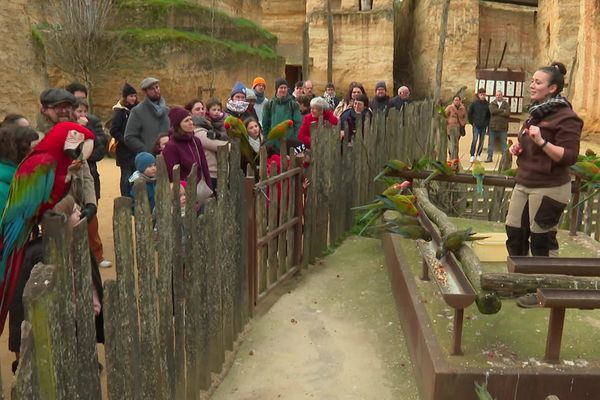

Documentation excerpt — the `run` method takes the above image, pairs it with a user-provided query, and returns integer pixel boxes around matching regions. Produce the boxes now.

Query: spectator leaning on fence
[298,96,339,149]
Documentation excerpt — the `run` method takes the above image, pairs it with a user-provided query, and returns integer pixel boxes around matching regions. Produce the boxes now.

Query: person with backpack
[261,78,302,147]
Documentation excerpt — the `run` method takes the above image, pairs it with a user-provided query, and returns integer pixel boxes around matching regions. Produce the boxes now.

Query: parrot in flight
[266,119,294,143]
[373,159,409,182]
[224,115,256,170]
[0,121,94,332]
[435,228,489,259]
[472,160,485,195]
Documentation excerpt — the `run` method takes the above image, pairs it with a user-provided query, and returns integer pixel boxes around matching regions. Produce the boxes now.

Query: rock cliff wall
[0,1,46,124]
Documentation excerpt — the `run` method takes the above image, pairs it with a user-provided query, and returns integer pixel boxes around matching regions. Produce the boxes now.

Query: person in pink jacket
[298,96,339,148]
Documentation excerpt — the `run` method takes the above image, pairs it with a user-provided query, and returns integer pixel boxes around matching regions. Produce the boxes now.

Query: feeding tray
[508,256,600,276]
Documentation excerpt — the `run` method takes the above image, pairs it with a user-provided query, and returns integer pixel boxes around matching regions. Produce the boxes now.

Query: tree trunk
[430,0,451,151]
[481,272,600,297]
[326,0,333,83]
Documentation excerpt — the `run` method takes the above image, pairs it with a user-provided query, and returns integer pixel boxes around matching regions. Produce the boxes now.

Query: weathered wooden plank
[286,152,297,271]
[102,280,124,400]
[111,196,140,400]
[11,321,38,399]
[257,147,269,291]
[220,145,235,352]
[183,164,200,400]
[267,160,280,284]
[22,262,60,399]
[195,214,212,390]
[70,221,101,400]
[41,214,78,399]
[133,180,165,399]
[155,156,176,399]
[277,144,288,277]
[204,198,224,373]
[232,144,249,335]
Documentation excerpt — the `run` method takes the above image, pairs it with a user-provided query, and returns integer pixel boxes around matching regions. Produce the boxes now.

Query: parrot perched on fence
[224,115,256,170]
[353,192,418,235]
[472,160,485,195]
[501,168,517,177]
[0,121,95,332]
[373,159,409,182]
[387,222,432,241]
[570,161,600,180]
[266,119,294,143]
[411,155,430,172]
[435,228,489,259]
[422,159,458,186]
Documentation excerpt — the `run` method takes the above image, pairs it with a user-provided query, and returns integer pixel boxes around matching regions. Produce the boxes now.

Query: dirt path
[211,237,420,400]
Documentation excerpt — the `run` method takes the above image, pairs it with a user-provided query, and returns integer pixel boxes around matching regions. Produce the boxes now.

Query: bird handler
[505,62,582,259]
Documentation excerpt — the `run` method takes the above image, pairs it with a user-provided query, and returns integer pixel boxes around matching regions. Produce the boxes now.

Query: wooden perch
[481,272,600,297]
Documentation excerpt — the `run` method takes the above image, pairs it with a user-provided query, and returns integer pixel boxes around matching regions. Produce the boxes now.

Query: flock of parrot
[353,157,490,262]
[223,115,294,169]
[569,149,600,206]
[0,122,95,332]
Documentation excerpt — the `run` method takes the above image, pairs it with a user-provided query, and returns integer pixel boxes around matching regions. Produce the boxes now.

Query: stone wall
[0,1,47,124]
[262,0,307,65]
[306,5,394,96]
[479,3,536,73]
[398,0,479,101]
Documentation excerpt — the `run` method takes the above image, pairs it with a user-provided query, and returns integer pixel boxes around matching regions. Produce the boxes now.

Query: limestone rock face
[399,0,479,100]
[0,1,46,123]
[261,0,307,65]
[306,7,394,97]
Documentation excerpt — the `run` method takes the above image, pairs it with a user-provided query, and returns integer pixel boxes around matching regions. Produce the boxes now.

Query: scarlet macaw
[0,121,94,331]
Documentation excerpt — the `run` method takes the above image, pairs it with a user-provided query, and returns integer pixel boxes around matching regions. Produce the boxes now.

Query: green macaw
[436,228,489,259]
[388,224,432,241]
[373,159,409,182]
[570,161,600,180]
[422,159,458,186]
[381,180,411,197]
[472,160,485,195]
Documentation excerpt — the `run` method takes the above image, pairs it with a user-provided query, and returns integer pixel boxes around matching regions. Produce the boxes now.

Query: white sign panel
[506,81,515,97]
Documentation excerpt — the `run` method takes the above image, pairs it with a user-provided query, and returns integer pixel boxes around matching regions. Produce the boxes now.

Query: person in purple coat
[162,107,213,190]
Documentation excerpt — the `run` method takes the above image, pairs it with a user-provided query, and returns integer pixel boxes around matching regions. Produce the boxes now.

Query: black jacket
[468,99,491,129]
[110,101,137,168]
[370,95,390,113]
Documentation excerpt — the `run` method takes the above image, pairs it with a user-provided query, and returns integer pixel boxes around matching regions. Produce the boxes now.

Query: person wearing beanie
[371,80,390,113]
[162,107,213,192]
[124,76,170,156]
[111,82,140,196]
[252,77,269,125]
[226,81,253,121]
[128,152,157,212]
[262,77,302,150]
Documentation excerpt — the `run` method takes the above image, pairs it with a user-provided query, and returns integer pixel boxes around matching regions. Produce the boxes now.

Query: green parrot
[422,159,457,186]
[381,180,411,197]
[474,381,496,400]
[570,161,600,180]
[373,159,409,182]
[377,194,419,217]
[435,228,489,259]
[385,213,420,226]
[224,115,256,170]
[411,155,430,172]
[501,168,517,177]
[388,224,432,241]
[266,119,294,142]
[472,160,485,195]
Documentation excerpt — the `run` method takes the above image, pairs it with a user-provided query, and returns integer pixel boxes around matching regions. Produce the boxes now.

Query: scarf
[528,95,571,120]
[227,99,249,114]
[248,135,261,153]
[255,92,266,105]
[128,170,157,183]
[149,97,168,118]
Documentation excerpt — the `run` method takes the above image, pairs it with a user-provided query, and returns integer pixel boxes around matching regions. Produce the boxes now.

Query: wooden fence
[8,99,540,399]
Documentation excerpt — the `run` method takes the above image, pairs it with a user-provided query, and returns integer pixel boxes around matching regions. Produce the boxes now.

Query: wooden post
[451,308,465,356]
[431,0,451,143]
[258,147,269,289]
[570,177,581,236]
[293,155,305,266]
[544,308,566,363]
[245,174,258,311]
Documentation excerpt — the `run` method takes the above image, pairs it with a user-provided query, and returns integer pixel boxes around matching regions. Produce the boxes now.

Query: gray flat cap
[140,77,160,90]
[40,88,76,107]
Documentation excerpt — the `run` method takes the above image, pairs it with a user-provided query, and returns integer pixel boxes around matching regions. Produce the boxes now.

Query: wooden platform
[383,232,600,400]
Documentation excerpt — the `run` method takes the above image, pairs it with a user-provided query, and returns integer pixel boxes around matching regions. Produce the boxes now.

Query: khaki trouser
[505,182,571,257]
[447,125,461,160]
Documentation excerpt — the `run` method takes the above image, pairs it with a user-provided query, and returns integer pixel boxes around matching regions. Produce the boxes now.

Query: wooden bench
[536,288,600,363]
[508,256,600,363]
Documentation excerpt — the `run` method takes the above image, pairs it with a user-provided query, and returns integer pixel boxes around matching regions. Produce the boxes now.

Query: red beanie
[168,107,191,129]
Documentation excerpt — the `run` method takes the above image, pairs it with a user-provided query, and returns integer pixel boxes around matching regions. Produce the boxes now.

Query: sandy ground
[211,237,420,400]
[1,125,600,397]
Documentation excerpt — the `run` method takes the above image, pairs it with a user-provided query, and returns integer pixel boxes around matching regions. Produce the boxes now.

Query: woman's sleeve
[325,109,339,126]
[298,115,311,147]
[554,116,582,166]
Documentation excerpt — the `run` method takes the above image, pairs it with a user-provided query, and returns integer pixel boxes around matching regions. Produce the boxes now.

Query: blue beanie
[135,152,156,173]
[230,81,246,99]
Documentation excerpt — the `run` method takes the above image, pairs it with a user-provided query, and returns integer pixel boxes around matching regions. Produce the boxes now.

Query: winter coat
[162,132,212,187]
[124,97,170,154]
[468,99,491,129]
[370,95,390,113]
[515,105,582,188]
[85,113,106,200]
[298,110,339,148]
[110,100,137,167]
[444,103,467,135]
[489,100,511,132]
[261,95,303,140]
[388,96,411,112]
[340,108,372,143]
[0,159,16,213]
[195,127,228,179]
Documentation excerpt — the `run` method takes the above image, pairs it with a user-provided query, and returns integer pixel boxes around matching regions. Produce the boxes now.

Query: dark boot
[530,232,551,257]
[506,225,529,256]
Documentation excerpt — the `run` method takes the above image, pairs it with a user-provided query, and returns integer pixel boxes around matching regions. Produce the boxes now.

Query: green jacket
[261,95,303,141]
